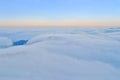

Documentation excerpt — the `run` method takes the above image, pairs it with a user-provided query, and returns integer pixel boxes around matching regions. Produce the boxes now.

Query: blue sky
[0,0,120,26]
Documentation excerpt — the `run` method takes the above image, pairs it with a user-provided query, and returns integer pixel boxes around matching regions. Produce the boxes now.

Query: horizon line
[0,21,119,27]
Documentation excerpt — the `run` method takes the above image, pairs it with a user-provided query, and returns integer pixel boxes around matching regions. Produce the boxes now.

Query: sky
[0,0,120,27]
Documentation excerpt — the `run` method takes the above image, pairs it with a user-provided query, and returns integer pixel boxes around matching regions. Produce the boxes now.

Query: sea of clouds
[0,27,120,80]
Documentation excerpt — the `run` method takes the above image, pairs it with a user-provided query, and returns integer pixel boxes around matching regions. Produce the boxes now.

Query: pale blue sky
[0,0,120,26]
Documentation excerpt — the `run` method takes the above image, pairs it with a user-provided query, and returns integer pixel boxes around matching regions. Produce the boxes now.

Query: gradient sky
[0,0,120,26]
